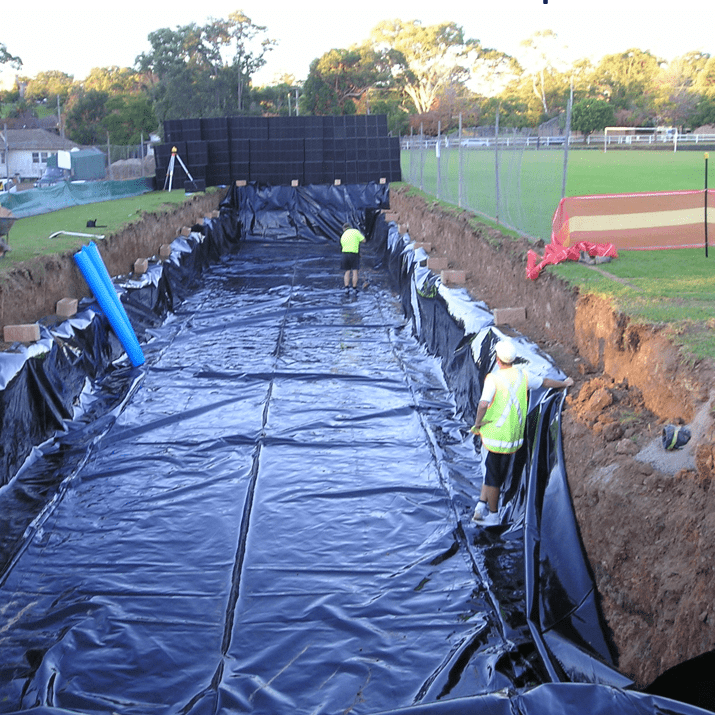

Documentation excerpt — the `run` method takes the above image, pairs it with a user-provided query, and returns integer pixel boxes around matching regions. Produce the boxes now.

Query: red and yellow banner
[552,189,715,250]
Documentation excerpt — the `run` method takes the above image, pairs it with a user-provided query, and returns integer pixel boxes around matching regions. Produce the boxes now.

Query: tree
[0,41,21,69]
[469,49,520,98]
[135,13,275,119]
[300,60,342,115]
[102,94,158,144]
[517,30,570,116]
[83,66,148,94]
[690,95,715,128]
[571,97,615,136]
[490,30,575,127]
[222,11,276,112]
[369,19,483,115]
[24,71,74,103]
[692,55,715,98]
[252,82,295,115]
[301,45,398,116]
[65,90,110,144]
[367,96,411,135]
[136,22,228,121]
[590,49,661,114]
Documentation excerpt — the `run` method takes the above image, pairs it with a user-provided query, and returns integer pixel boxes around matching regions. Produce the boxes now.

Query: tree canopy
[300,45,402,116]
[0,41,21,70]
[369,19,483,115]
[571,97,615,136]
[135,12,275,120]
[6,16,715,144]
[22,71,74,103]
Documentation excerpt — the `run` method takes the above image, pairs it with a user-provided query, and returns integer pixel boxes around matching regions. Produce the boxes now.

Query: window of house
[32,152,51,164]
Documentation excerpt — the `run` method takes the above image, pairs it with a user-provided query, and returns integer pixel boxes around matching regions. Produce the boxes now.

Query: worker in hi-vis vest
[340,222,366,291]
[471,340,573,526]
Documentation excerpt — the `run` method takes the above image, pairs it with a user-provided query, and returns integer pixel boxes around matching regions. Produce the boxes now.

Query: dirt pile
[389,186,715,688]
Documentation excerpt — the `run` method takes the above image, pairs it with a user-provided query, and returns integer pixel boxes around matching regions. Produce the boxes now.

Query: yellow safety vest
[479,368,528,454]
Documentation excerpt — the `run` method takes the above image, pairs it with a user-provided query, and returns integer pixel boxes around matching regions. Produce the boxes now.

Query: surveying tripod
[163,146,198,191]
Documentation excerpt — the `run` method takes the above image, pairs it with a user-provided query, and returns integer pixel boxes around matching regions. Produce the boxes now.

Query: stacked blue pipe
[74,242,145,367]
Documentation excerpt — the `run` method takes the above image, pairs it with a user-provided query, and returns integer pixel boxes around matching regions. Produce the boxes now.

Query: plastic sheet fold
[0,182,709,715]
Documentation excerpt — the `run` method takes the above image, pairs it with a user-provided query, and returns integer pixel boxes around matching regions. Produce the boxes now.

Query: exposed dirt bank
[0,192,222,332]
[389,186,715,689]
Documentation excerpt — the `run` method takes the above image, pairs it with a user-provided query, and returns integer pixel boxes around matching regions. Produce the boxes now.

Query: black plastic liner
[0,183,709,715]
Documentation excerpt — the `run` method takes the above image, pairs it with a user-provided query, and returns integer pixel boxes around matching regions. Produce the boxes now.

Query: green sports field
[401,147,715,360]
[0,189,209,265]
[401,147,710,241]
[565,150,709,195]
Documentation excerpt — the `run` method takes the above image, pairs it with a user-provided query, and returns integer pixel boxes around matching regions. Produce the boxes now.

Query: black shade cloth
[0,183,708,715]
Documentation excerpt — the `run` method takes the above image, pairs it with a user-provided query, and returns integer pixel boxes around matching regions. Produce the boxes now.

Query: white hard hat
[495,340,516,364]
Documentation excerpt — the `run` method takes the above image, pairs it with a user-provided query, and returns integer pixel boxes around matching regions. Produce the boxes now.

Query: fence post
[420,123,424,192]
[107,132,112,181]
[437,120,442,201]
[562,80,573,200]
[458,113,463,209]
[495,104,500,226]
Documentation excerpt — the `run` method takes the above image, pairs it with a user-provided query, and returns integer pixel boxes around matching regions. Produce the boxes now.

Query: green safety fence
[0,178,155,218]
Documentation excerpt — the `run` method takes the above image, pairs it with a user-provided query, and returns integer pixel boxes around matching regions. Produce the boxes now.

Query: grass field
[402,148,709,239]
[1,189,215,265]
[400,147,715,361]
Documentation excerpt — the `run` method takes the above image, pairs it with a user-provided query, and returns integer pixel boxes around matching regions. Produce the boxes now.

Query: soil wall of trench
[389,186,715,690]
[2,186,714,689]
[0,192,222,332]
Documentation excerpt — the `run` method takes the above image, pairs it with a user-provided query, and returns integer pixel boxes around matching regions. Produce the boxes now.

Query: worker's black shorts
[341,252,360,271]
[484,450,513,488]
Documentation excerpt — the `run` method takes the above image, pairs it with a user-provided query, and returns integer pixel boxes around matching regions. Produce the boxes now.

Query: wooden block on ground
[56,298,78,318]
[493,307,527,325]
[291,179,299,187]
[379,177,387,184]
[427,257,449,272]
[134,258,148,275]
[180,226,191,237]
[334,179,342,185]
[4,323,40,343]
[398,223,409,234]
[441,270,466,286]
[211,210,220,218]
[159,244,172,258]
[235,180,247,187]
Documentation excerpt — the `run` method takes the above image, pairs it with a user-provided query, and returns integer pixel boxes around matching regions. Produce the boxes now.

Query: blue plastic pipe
[74,246,145,367]
[83,242,134,335]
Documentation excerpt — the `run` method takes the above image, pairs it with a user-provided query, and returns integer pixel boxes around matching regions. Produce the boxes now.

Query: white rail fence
[401,133,715,150]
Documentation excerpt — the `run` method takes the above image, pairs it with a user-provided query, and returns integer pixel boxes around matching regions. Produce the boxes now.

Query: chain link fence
[401,125,567,244]
[99,142,157,181]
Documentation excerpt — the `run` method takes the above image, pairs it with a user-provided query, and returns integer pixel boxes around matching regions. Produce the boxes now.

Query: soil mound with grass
[390,186,715,688]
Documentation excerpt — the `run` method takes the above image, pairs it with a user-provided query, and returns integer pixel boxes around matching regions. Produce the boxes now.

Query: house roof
[1,129,80,151]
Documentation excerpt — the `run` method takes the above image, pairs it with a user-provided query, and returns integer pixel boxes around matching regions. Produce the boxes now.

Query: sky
[1,0,712,90]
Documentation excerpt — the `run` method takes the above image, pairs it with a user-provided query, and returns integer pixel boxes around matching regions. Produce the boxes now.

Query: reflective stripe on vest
[480,368,527,454]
